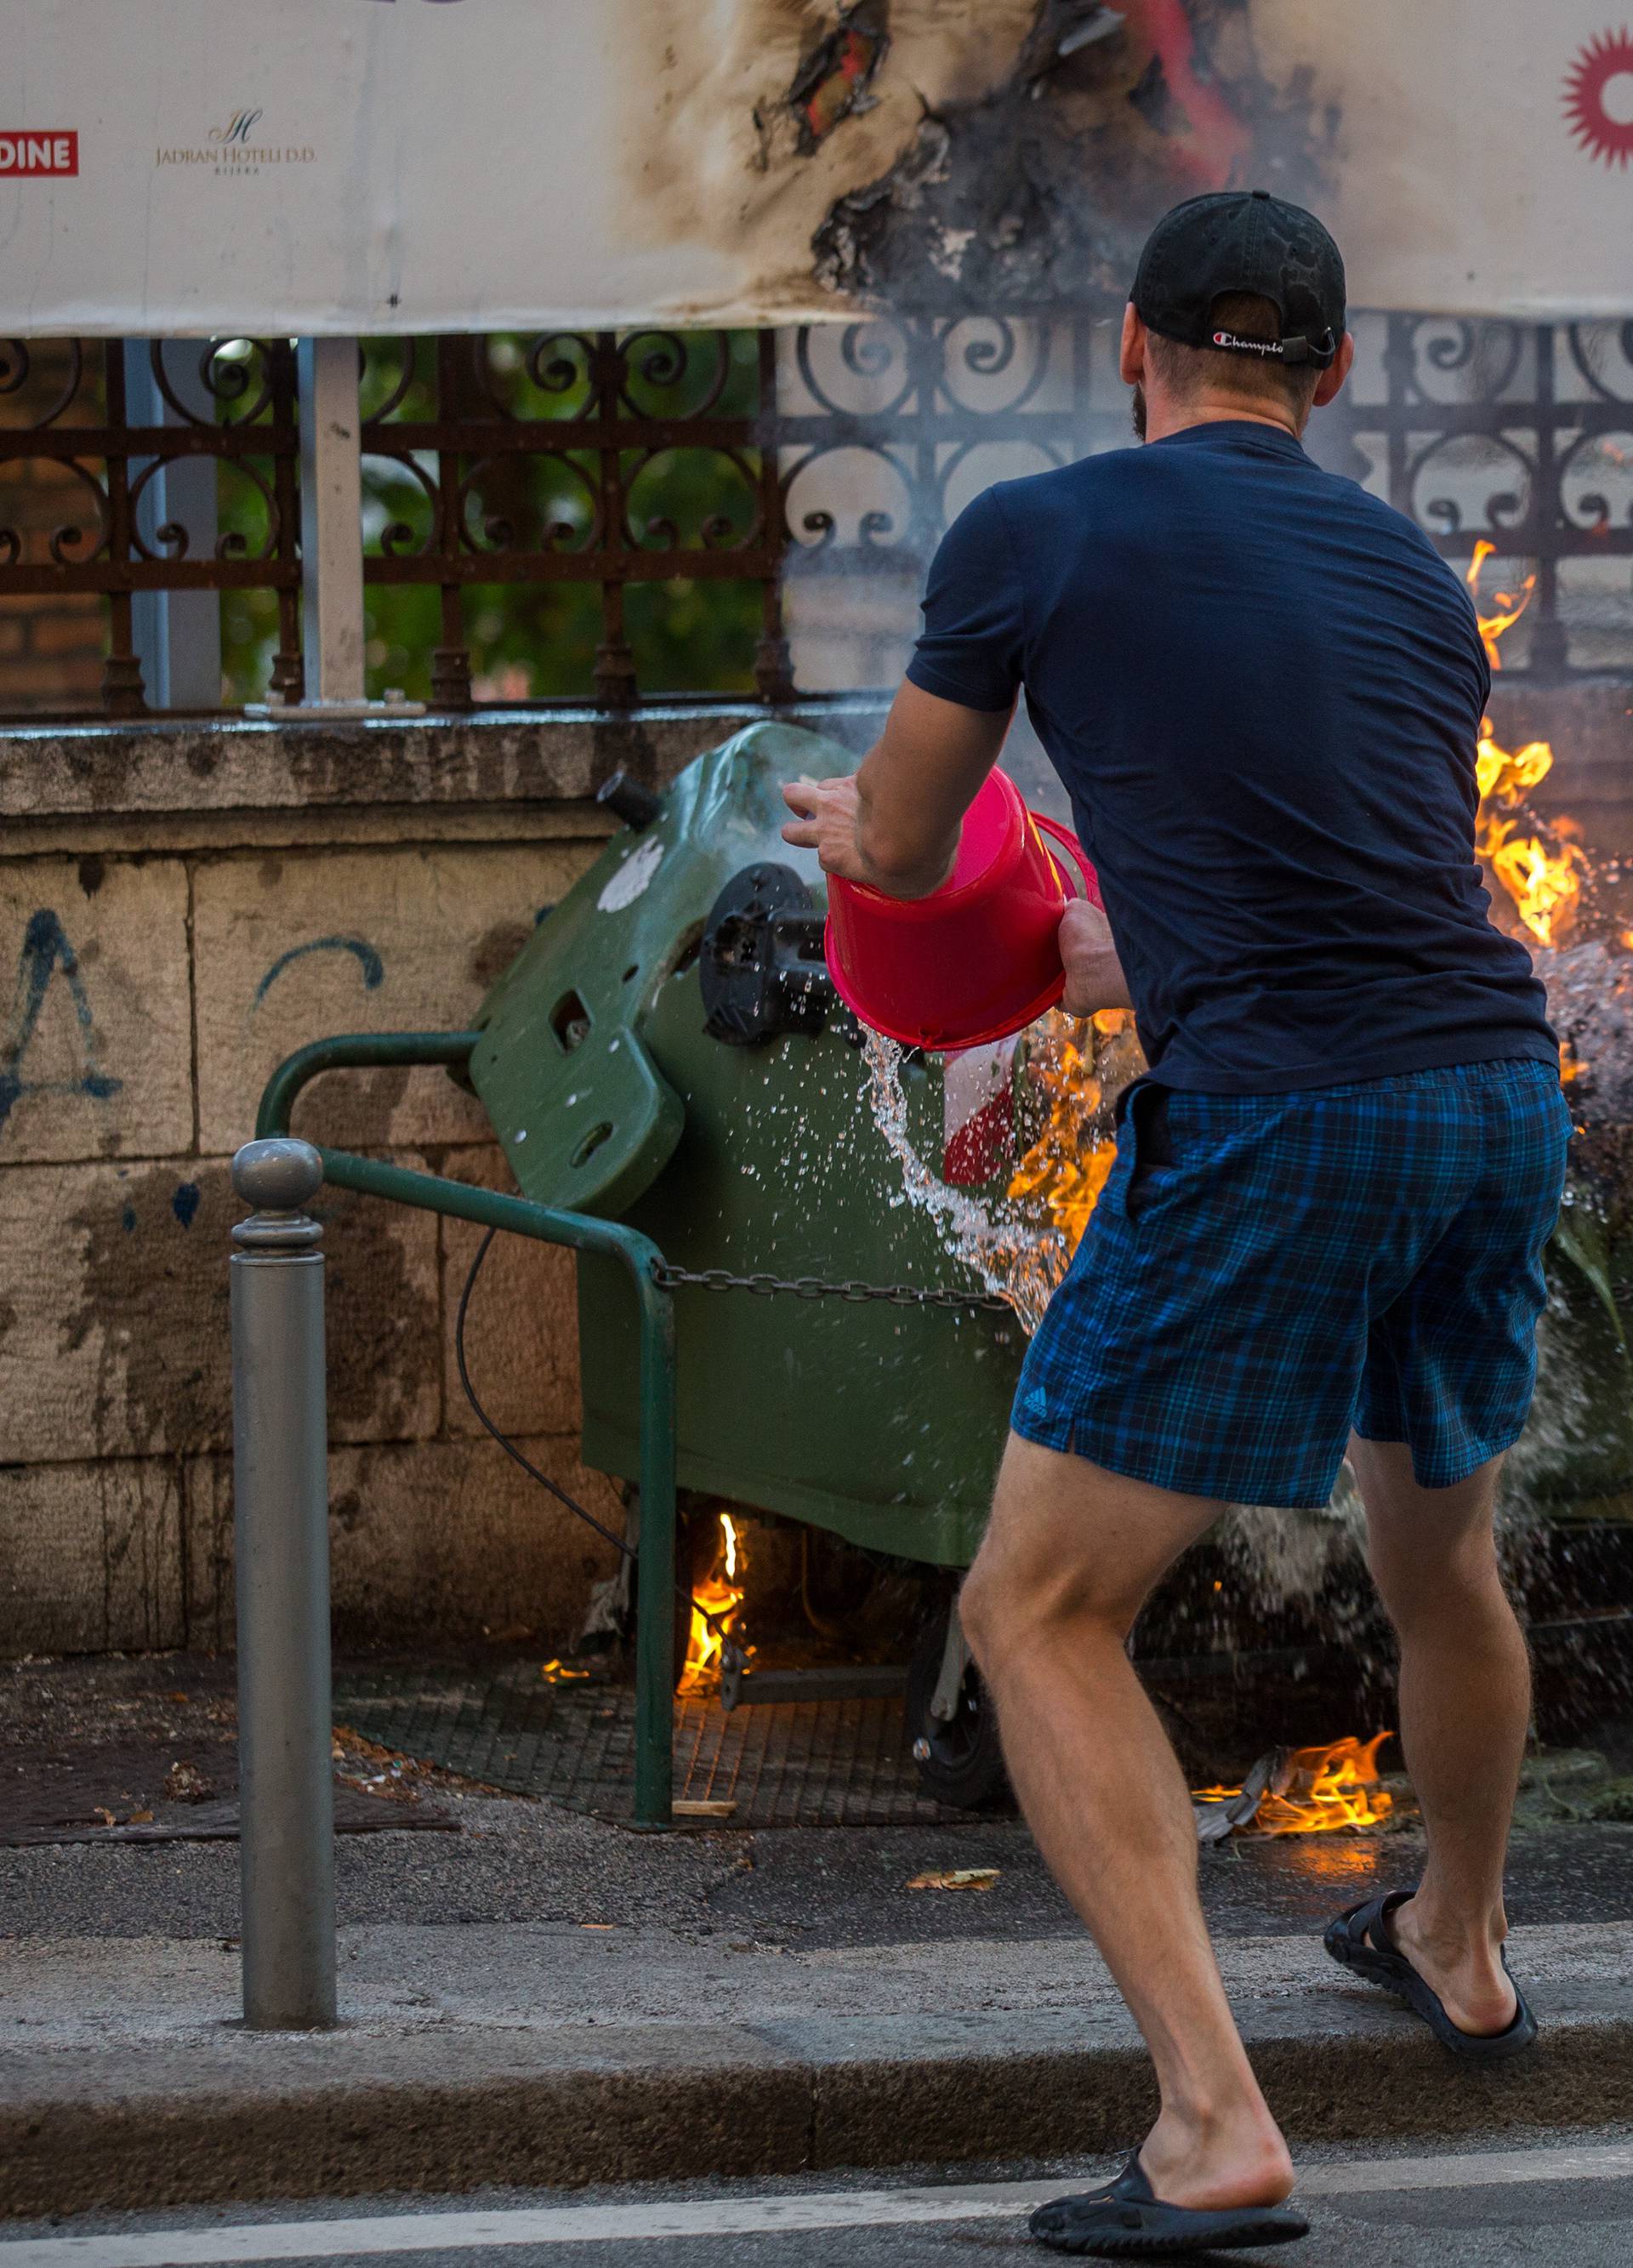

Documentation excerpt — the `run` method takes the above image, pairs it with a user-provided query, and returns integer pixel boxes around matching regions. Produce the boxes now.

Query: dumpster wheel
[905,1608,1011,1813]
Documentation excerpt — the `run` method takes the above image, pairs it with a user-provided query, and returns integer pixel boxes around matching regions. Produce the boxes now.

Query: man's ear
[1118,303,1147,389]
[1312,330,1356,409]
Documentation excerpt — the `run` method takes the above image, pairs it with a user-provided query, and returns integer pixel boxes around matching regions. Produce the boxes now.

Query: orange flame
[1474,719,1582,947]
[1193,1733,1395,1836]
[677,1513,744,1695]
[997,1009,1135,1321]
[1465,548,1583,949]
[1007,1029,1117,1249]
[1466,539,1536,672]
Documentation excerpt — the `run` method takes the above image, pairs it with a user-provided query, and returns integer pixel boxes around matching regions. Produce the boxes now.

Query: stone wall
[0,698,882,1658]
[0,681,1624,1659]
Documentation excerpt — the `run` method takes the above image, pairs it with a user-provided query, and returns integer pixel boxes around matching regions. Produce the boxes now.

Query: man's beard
[1130,383,1147,441]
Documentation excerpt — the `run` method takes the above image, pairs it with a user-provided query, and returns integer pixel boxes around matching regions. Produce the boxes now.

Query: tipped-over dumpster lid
[466,722,850,1218]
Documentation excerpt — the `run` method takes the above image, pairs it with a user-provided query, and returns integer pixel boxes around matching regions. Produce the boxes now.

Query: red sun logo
[1564,27,1633,168]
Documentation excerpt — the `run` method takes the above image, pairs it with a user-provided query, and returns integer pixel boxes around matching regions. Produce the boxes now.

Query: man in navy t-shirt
[784,192,1568,2254]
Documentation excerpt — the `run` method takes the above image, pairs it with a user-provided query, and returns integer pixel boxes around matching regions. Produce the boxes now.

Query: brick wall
[0,338,111,715]
[0,606,105,712]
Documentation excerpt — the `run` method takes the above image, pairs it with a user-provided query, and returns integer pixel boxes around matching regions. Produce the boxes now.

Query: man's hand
[781,683,1009,899]
[780,774,873,884]
[1060,898,1133,1016]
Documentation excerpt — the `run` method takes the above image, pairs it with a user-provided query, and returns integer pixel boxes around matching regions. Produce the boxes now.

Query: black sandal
[1029,2154,1309,2256]
[1323,1888,1537,2058]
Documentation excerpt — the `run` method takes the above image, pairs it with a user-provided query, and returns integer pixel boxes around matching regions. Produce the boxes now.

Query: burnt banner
[2,0,1630,333]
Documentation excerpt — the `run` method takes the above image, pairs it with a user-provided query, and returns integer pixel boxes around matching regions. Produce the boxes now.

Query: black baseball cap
[1132,190,1346,370]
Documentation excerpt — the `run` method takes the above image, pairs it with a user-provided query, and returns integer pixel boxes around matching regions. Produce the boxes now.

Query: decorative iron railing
[1325,315,1633,676]
[0,336,303,716]
[1,312,1630,718]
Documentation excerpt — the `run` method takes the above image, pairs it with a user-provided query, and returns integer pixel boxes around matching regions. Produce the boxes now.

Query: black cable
[456,1226,635,1559]
[454,1224,744,1661]
[799,1527,853,1642]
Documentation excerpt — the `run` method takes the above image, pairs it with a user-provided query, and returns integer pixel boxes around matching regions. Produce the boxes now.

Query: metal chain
[651,1262,1013,1314]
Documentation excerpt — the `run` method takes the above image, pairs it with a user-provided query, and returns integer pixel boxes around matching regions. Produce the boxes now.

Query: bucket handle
[1034,812,1102,912]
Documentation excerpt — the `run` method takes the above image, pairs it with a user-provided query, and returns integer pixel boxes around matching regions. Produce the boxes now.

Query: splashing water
[862,1011,1141,1335]
[862,1029,998,1256]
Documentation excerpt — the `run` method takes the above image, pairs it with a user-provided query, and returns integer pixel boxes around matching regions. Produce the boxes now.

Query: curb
[6,1989,1633,2218]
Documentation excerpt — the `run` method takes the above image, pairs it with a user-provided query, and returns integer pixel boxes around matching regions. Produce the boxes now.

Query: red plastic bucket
[824,766,1101,1051]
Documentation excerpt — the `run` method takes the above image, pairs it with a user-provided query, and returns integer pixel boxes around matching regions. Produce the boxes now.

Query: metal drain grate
[332,1662,971,1827]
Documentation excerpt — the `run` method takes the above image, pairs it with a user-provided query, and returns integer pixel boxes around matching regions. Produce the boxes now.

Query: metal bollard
[230,1137,337,2030]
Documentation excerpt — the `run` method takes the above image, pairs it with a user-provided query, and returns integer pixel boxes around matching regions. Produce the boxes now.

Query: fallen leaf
[906,1867,1000,1892]
[337,1772,419,1805]
[579,1923,616,1932]
[163,1759,214,1804]
[126,1809,154,1825]
[92,1807,117,1827]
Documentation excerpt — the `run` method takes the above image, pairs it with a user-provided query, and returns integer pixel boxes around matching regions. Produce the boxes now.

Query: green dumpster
[470,722,1025,1572]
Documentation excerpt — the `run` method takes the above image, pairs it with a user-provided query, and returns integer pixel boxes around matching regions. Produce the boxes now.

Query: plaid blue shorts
[1012,1057,1572,1507]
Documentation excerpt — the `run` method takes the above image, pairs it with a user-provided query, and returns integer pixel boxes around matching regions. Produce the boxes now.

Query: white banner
[1,1,1630,334]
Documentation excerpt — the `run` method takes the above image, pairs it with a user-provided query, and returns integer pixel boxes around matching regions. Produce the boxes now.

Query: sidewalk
[7,1784,1633,2217]
[7,1652,1633,2217]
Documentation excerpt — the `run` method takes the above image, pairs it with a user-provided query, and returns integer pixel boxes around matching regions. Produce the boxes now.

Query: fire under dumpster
[465,721,1031,1806]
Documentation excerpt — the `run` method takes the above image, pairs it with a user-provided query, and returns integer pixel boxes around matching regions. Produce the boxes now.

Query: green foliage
[1552,1198,1627,1354]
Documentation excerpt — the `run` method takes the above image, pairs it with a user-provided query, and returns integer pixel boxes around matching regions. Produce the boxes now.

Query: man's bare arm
[781,677,1134,1015]
[780,680,1010,898]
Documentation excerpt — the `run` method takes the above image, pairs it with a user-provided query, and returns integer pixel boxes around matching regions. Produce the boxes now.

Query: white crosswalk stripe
[5,2141,1632,2266]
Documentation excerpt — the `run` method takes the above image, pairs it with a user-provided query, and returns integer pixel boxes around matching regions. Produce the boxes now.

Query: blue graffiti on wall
[0,910,122,1134]
[254,935,385,1006]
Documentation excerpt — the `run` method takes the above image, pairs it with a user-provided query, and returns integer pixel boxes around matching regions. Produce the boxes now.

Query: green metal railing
[256,1030,680,1829]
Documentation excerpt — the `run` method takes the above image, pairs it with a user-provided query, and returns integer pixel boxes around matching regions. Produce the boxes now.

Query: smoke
[811,0,1340,312]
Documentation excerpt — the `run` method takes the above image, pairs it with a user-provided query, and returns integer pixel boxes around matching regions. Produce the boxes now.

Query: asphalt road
[7,2135,1633,2268]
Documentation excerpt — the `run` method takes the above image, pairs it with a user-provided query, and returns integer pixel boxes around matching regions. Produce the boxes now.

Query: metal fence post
[230,1137,336,2030]
[633,1279,678,1830]
[297,336,367,705]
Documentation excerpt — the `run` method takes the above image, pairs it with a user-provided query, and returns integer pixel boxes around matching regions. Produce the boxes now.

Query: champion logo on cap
[1210,326,1335,368]
[1213,329,1286,357]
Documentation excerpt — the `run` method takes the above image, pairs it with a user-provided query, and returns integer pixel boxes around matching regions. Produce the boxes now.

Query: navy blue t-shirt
[905,421,1556,1093]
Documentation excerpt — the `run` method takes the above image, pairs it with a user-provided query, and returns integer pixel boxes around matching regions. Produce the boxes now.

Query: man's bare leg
[959,1433,1294,2212]
[1347,1439,1528,2035]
